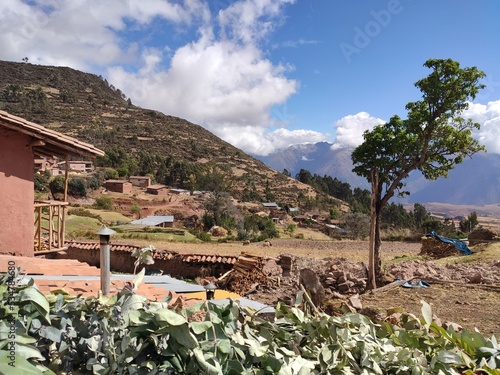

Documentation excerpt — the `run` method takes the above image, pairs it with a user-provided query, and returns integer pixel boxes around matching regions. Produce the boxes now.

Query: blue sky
[1,0,500,156]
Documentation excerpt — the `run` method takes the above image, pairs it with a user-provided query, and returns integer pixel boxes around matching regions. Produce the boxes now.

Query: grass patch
[82,208,131,224]
[65,216,103,240]
[435,241,500,265]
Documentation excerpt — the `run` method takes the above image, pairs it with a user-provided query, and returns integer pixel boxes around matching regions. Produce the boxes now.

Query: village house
[262,202,280,210]
[130,215,175,228]
[129,175,151,188]
[147,184,169,195]
[169,188,190,195]
[51,160,94,175]
[0,110,104,257]
[34,159,94,175]
[104,179,133,194]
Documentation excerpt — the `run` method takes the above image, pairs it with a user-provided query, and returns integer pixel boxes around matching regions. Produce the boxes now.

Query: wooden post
[61,157,69,247]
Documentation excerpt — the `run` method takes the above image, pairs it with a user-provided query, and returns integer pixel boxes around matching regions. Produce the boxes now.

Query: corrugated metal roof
[147,184,167,190]
[0,110,104,159]
[130,215,174,226]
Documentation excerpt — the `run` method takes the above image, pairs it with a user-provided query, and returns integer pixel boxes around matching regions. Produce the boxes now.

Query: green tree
[352,58,486,289]
[413,203,431,230]
[49,175,66,199]
[295,169,313,185]
[68,177,88,197]
[459,211,479,233]
[131,202,141,218]
[342,212,370,240]
[264,180,275,202]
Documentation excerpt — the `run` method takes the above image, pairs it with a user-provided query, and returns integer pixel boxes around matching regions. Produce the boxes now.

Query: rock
[468,273,484,283]
[348,294,363,310]
[299,268,325,306]
[338,281,354,292]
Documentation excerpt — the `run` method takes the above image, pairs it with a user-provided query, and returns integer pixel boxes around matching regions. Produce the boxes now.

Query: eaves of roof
[0,110,104,159]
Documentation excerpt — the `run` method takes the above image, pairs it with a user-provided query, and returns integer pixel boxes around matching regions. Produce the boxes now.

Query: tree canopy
[352,58,486,288]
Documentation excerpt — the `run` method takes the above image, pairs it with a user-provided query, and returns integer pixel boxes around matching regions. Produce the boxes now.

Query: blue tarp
[427,231,473,255]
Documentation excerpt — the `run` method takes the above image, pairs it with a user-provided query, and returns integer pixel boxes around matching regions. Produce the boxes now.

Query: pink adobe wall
[0,129,34,257]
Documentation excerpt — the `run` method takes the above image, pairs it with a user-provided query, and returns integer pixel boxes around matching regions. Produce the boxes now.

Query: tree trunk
[367,169,383,290]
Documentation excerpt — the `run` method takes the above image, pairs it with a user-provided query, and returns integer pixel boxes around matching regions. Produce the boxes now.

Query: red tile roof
[0,254,182,302]
[67,241,239,264]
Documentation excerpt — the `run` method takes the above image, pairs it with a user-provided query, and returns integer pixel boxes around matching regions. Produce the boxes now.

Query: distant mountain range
[254,142,500,205]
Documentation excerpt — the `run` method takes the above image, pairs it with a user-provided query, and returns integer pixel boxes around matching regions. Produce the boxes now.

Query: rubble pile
[321,258,368,295]
[420,236,461,258]
[385,260,500,284]
[468,228,498,244]
[222,253,282,296]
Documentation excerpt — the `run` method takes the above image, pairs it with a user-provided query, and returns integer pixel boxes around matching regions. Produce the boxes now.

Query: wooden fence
[34,201,68,253]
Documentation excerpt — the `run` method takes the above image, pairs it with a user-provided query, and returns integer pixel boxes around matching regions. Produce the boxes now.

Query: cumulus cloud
[0,0,335,156]
[463,100,500,154]
[331,112,385,150]
[0,0,197,70]
[106,0,310,155]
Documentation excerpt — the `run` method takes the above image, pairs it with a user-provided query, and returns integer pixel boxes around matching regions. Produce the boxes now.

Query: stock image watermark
[340,0,410,63]
[4,260,18,368]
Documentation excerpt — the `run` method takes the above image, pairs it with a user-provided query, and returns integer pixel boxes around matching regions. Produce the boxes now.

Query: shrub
[68,177,88,197]
[67,208,102,222]
[94,195,114,210]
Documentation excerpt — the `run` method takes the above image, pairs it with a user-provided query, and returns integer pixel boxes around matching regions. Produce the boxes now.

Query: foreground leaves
[0,271,499,374]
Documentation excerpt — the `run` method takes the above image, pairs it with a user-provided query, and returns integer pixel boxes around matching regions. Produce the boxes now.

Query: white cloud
[218,0,295,44]
[106,0,305,155]
[0,0,199,70]
[0,0,328,156]
[331,112,385,150]
[463,100,500,154]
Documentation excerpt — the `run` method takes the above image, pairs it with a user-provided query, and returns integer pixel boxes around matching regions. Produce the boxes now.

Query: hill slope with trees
[0,60,341,210]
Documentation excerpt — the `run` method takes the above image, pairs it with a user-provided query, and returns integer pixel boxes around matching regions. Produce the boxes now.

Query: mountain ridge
[254,141,500,205]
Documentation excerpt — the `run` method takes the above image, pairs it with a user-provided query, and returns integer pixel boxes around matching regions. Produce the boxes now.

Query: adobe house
[146,184,169,195]
[104,180,133,194]
[129,175,151,188]
[50,160,94,175]
[0,110,104,257]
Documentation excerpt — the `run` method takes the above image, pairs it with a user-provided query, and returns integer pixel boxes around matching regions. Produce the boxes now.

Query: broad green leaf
[154,308,187,326]
[170,324,198,349]
[190,321,213,335]
[217,339,231,354]
[436,350,465,365]
[0,350,55,375]
[248,342,269,357]
[420,300,432,329]
[19,286,50,323]
[121,294,147,314]
[193,347,223,375]
[38,326,62,343]
[133,268,145,290]
[11,343,45,361]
